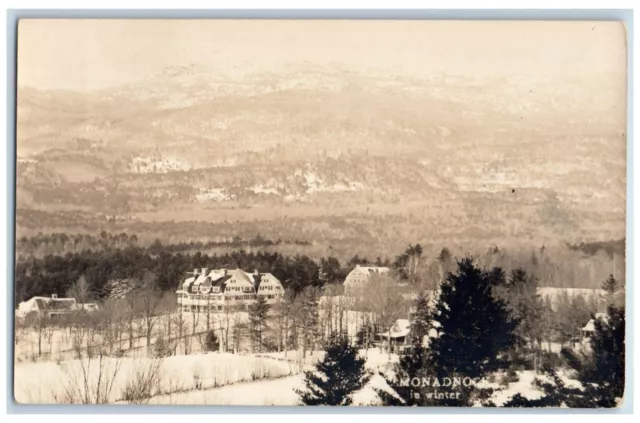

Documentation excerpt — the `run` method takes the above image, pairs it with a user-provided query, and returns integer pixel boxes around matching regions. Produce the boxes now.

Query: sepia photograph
[12,19,627,407]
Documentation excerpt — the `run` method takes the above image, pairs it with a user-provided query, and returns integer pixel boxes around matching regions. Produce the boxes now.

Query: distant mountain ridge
[15,65,626,246]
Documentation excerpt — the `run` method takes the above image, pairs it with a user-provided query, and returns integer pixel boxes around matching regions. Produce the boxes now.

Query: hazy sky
[18,19,627,91]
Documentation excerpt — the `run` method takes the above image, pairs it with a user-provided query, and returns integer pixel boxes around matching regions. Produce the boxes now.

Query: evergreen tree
[425,257,519,405]
[486,266,506,287]
[296,335,371,405]
[204,329,220,352]
[602,274,621,295]
[429,257,519,377]
[377,341,428,406]
[410,290,431,343]
[153,334,172,357]
[602,274,624,308]
[319,257,345,285]
[437,247,451,264]
[248,296,271,353]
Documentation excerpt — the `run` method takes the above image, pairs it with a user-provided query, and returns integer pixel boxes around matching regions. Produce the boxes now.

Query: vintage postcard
[13,19,627,407]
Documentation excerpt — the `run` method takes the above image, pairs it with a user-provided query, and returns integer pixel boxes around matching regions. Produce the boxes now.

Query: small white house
[378,318,441,350]
[16,294,98,322]
[379,319,412,343]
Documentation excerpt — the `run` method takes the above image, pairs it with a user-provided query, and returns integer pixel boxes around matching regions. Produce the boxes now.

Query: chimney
[254,269,259,275]
[201,267,208,275]
[356,264,360,268]
[193,268,199,275]
[51,294,58,299]
[223,269,228,276]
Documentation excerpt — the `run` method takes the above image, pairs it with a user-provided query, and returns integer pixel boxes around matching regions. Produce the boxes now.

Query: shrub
[204,330,220,353]
[121,359,163,403]
[154,335,172,357]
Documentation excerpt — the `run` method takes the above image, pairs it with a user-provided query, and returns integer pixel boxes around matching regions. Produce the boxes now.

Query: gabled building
[343,265,391,292]
[378,319,412,348]
[176,268,285,313]
[16,294,99,322]
[581,312,609,337]
[379,318,441,352]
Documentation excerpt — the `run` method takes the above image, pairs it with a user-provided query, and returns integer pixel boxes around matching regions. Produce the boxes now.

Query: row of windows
[179,291,283,300]
[180,293,224,301]
[183,304,251,312]
[227,286,254,292]
[259,286,280,291]
[232,295,257,301]
[180,296,279,312]
[179,288,281,299]
[179,293,282,302]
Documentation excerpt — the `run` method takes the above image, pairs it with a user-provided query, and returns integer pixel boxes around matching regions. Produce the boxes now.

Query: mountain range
[15,64,627,251]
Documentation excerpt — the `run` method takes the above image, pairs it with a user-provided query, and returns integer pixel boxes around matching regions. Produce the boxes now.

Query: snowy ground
[14,311,251,363]
[14,344,576,406]
[14,301,578,407]
[488,369,582,407]
[144,348,396,406]
[14,352,297,404]
[143,365,570,407]
[146,374,306,405]
[256,347,398,370]
[145,372,394,406]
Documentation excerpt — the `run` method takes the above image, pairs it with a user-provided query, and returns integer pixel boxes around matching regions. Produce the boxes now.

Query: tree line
[16,231,310,259]
[15,237,620,308]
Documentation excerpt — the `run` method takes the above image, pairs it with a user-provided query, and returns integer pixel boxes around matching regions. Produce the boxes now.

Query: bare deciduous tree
[66,275,93,310]
[56,341,122,404]
[138,274,163,348]
[171,305,188,355]
[25,312,49,358]
[298,286,322,359]
[271,293,295,354]
[230,305,246,354]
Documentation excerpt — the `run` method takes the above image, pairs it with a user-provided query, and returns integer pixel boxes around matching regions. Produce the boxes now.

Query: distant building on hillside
[176,268,285,313]
[343,265,391,293]
[16,294,99,322]
[536,287,607,309]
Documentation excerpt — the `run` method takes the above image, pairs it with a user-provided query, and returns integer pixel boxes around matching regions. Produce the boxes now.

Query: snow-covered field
[14,352,297,404]
[257,347,398,371]
[145,348,397,406]
[145,372,394,406]
[14,343,573,406]
[147,374,306,405]
[143,360,570,406]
